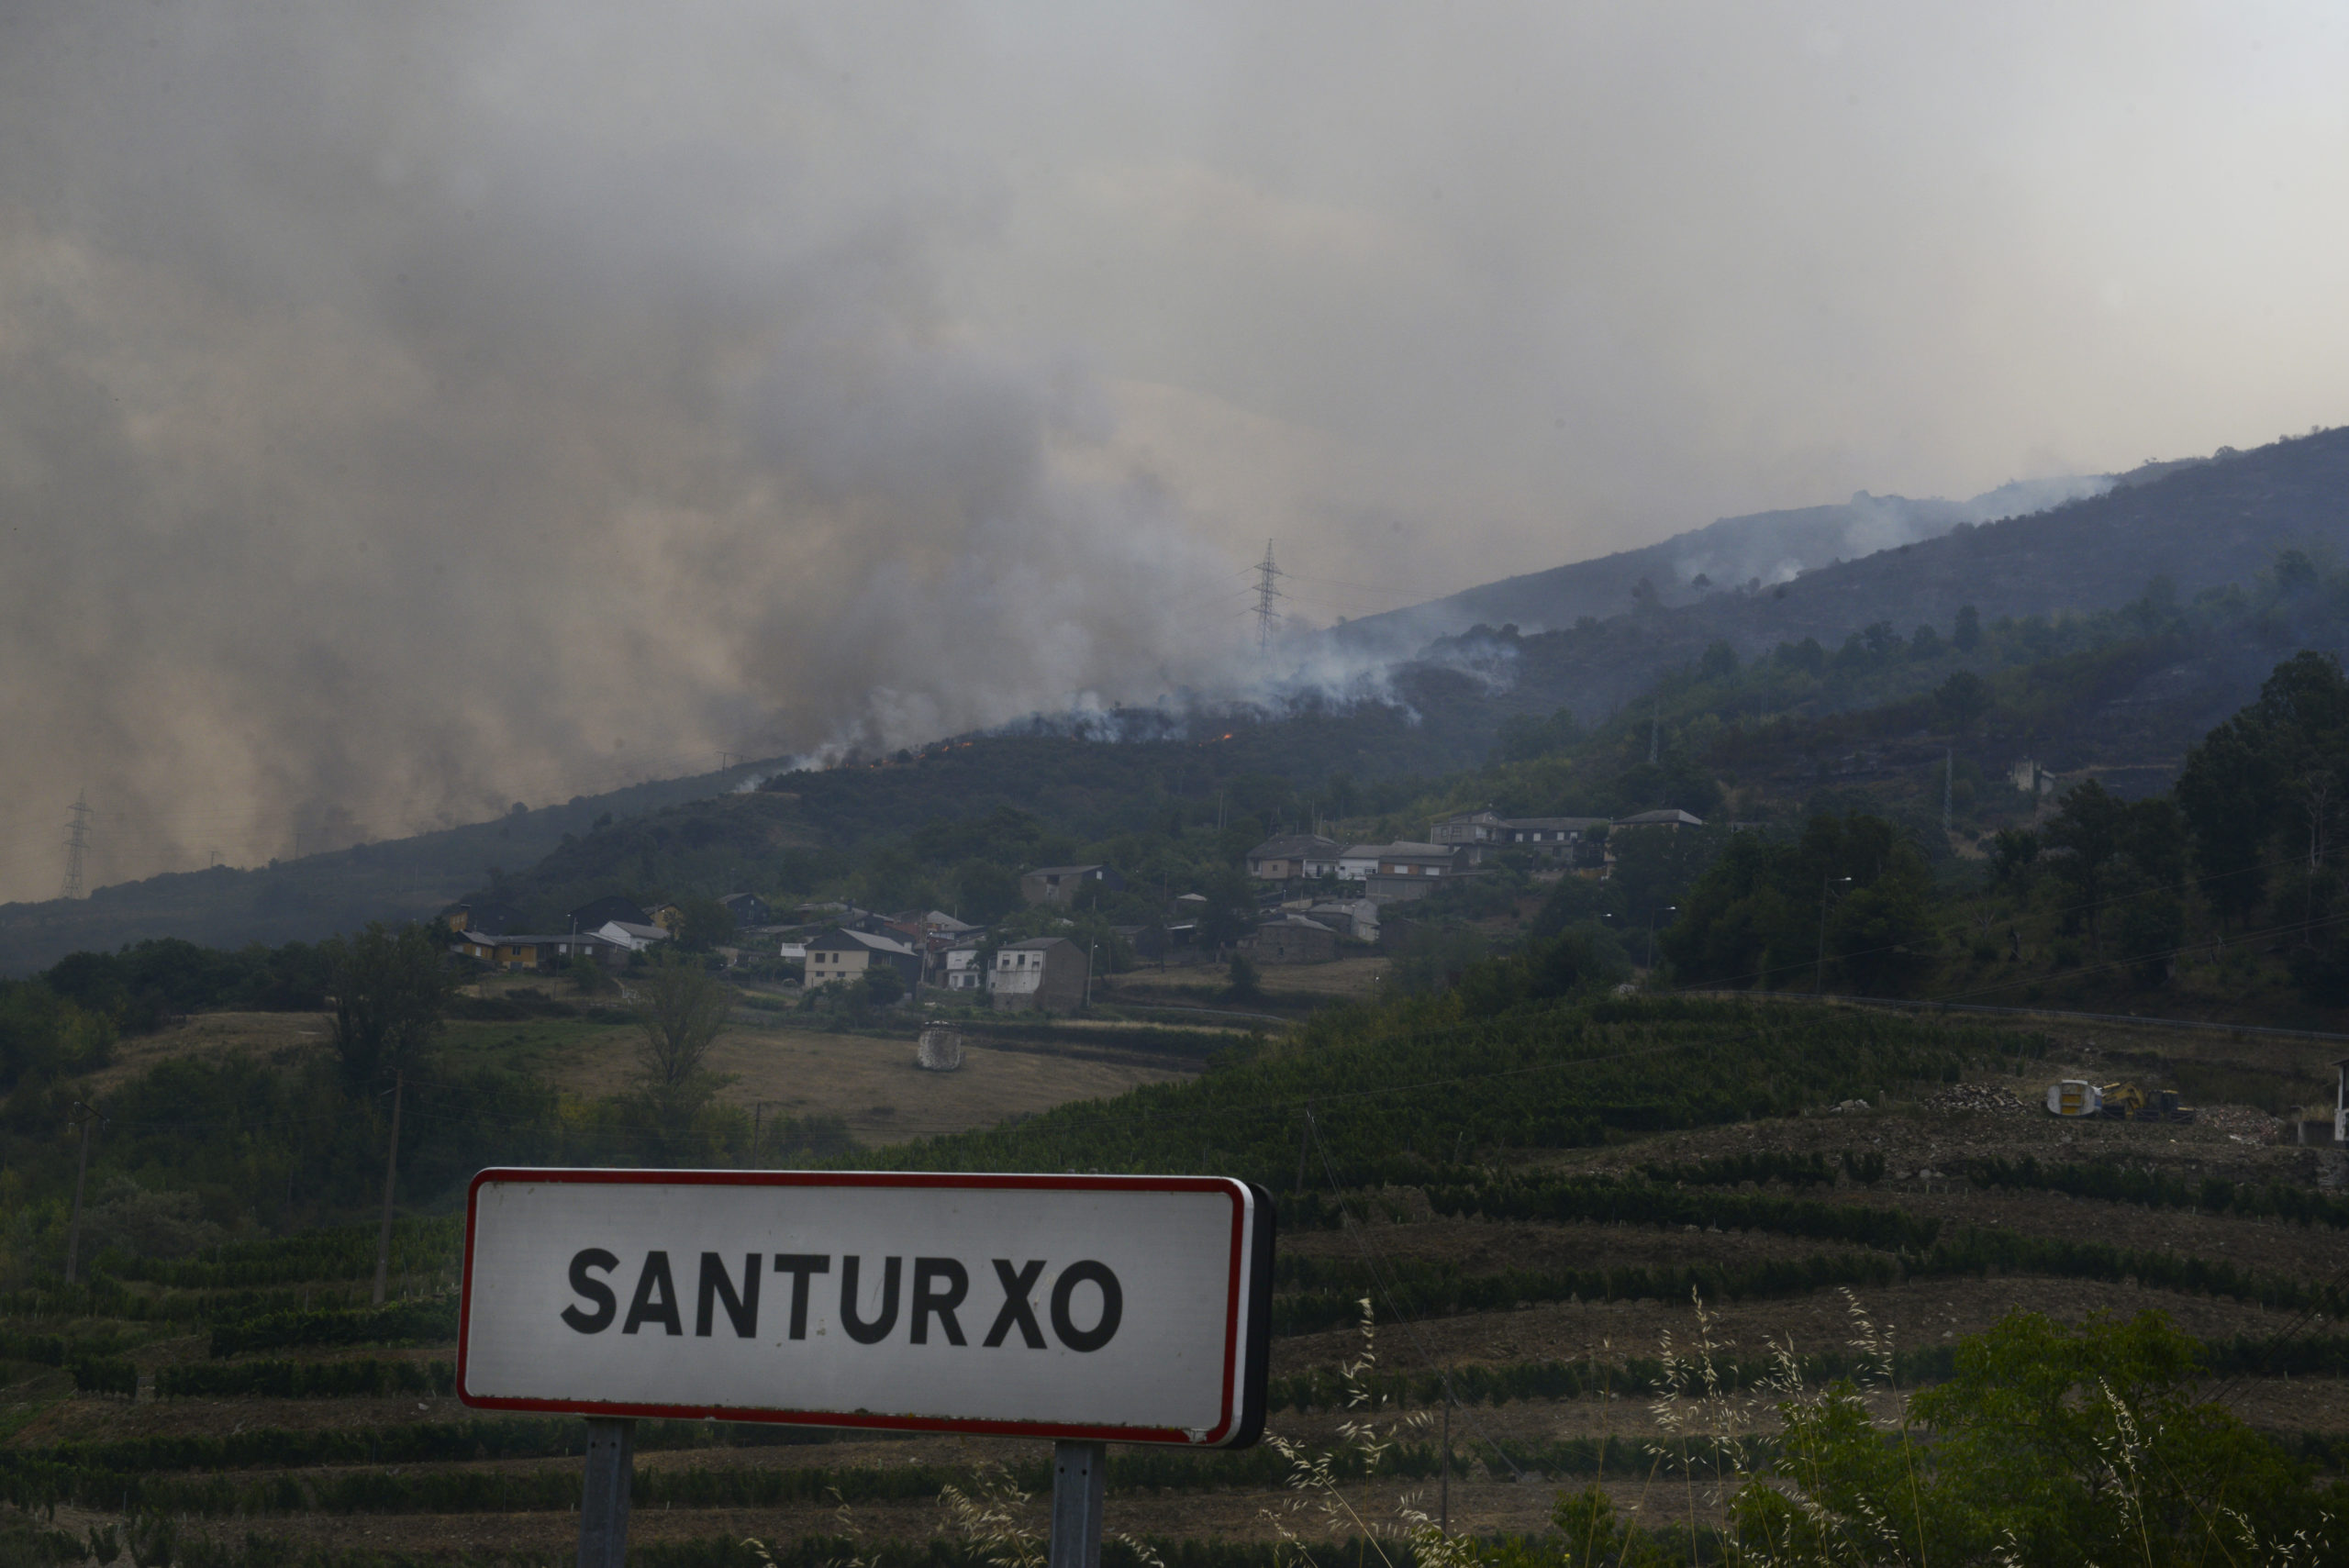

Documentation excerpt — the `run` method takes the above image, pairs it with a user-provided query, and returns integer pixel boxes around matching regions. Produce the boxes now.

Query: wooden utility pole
[373,1066,405,1306]
[62,1103,97,1284]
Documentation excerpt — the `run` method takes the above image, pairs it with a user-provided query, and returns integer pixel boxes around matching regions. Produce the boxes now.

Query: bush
[209,1299,457,1359]
[69,1358,136,1397]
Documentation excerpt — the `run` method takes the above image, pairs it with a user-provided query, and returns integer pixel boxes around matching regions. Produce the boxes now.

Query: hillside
[1331,471,2132,655]
[8,430,2341,973]
[0,764,774,978]
[10,995,2349,1560]
[1330,430,2345,725]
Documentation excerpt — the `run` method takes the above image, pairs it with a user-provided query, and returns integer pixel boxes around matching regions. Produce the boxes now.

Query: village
[435,806,1707,1011]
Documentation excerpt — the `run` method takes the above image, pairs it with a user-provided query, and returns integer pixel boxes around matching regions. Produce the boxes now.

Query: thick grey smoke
[0,4,1241,895]
[5,2,2347,897]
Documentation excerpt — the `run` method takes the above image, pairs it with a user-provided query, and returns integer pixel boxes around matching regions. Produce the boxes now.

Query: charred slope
[1431,429,2349,728]
[1332,473,2135,655]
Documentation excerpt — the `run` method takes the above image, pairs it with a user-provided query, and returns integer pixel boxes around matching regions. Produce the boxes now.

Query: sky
[3,1,2347,897]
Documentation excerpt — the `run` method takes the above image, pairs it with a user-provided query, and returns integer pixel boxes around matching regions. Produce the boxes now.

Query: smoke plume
[6,2,2348,898]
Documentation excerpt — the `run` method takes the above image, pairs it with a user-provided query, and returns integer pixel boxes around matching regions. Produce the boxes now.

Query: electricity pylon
[1252,540,1286,652]
[61,790,92,900]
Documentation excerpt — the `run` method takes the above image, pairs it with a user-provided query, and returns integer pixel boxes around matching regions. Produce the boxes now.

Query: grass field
[8,995,2349,1563]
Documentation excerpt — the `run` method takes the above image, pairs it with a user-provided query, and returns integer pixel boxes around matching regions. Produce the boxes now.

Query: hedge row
[0,1329,134,1367]
[1268,1329,2349,1412]
[159,1359,455,1400]
[104,1219,463,1291]
[1272,1214,2349,1337]
[0,1415,834,1481]
[0,1435,1742,1518]
[1636,1151,1844,1190]
[1421,1176,1942,1251]
[69,1358,137,1396]
[4,1528,1294,1568]
[0,1279,356,1328]
[1270,1344,1964,1411]
[1967,1157,2349,1229]
[210,1299,458,1359]
[1274,1250,1904,1335]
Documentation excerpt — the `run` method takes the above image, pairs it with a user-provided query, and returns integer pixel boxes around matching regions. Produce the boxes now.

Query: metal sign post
[577,1418,634,1568]
[457,1170,1273,1568]
[1050,1440,1108,1568]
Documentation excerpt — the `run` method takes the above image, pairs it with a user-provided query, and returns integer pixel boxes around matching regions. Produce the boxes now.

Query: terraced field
[7,996,2349,1566]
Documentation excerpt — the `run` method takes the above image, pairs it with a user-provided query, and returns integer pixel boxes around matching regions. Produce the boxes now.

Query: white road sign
[458,1170,1274,1445]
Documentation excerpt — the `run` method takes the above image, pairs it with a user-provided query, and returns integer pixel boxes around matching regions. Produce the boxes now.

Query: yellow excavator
[2097,1083,2197,1124]
[2044,1081,2199,1122]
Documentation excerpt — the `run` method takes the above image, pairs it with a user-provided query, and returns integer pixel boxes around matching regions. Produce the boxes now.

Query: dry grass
[83,1011,331,1094]
[553,1019,1196,1143]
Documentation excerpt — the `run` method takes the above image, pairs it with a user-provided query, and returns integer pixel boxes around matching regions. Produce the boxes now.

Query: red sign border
[457,1168,1270,1447]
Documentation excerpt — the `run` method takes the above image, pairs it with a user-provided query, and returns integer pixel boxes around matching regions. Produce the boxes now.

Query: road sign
[459,1169,1274,1447]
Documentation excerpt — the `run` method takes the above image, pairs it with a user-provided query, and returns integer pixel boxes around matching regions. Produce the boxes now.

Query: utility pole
[1648,702,1660,766]
[1943,748,1954,834]
[61,791,92,901]
[1815,873,1852,995]
[1252,540,1285,653]
[373,1066,406,1306]
[1439,1374,1453,1535]
[63,1103,98,1284]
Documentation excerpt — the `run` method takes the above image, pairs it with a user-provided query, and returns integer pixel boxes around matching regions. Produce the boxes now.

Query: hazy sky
[3,1,2346,896]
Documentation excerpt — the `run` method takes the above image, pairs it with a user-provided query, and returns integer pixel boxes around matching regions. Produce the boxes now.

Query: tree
[2256,651,2349,884]
[2178,652,2349,973]
[1776,637,1827,675]
[323,922,447,1305]
[1662,813,1936,995]
[1609,823,1726,929]
[2041,781,2130,940]
[951,860,1024,924]
[1493,707,1578,762]
[861,963,905,1006]
[1988,828,2040,893]
[1932,670,1992,730]
[1455,926,1631,1016]
[1952,602,1982,652]
[1195,865,1258,951]
[673,896,736,951]
[632,951,734,1090]
[2176,717,2273,929]
[1223,954,1264,1001]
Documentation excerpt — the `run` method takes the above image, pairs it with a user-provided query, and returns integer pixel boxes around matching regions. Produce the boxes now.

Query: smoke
[0,3,1250,896]
[6,3,2349,899]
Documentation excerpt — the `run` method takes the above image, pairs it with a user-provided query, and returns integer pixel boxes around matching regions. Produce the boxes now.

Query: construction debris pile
[1925,1083,2030,1116]
[2196,1104,2282,1142]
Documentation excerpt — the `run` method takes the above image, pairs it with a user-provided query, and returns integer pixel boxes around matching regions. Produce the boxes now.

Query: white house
[941,945,985,992]
[989,936,1088,1012]
[596,919,673,952]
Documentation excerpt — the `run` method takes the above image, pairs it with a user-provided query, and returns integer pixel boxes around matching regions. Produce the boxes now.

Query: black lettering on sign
[696,1252,761,1338]
[623,1251,683,1336]
[1050,1261,1122,1352]
[839,1255,900,1344]
[910,1258,968,1345]
[561,1248,619,1334]
[983,1259,1047,1349]
[772,1254,831,1340]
